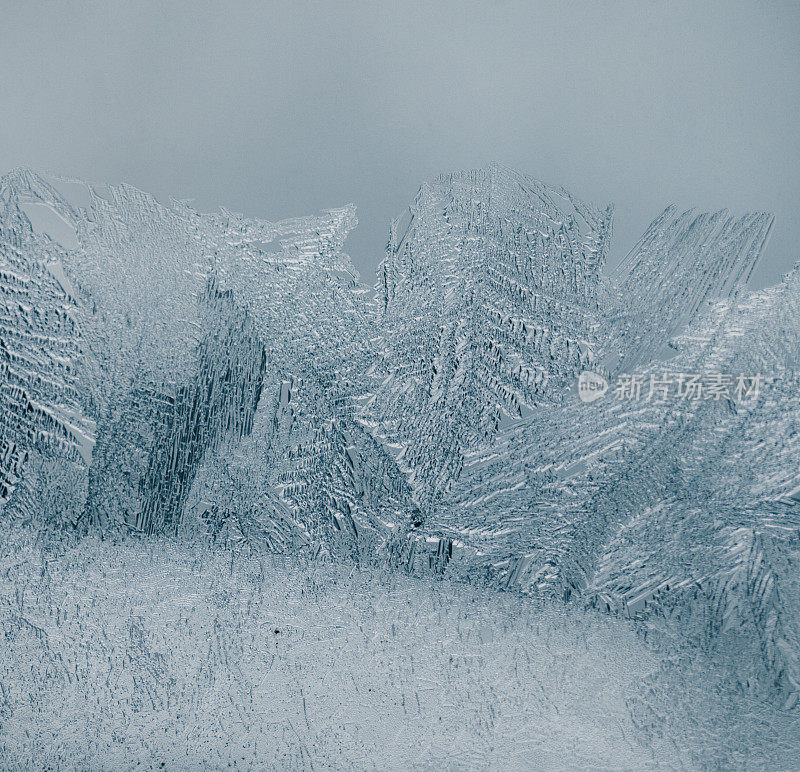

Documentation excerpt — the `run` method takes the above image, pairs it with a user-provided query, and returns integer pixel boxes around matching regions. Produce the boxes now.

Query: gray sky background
[1,0,798,287]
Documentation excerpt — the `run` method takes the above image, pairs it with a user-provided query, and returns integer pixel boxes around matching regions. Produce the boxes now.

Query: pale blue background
[0,0,797,286]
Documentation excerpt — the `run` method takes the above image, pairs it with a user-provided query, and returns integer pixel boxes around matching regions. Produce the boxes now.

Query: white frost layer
[2,527,797,769]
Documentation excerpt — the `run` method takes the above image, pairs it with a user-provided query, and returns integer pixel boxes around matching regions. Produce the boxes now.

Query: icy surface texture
[4,529,799,768]
[0,170,411,554]
[363,164,611,519]
[0,171,91,521]
[588,267,800,709]
[601,205,773,373]
[1,166,798,717]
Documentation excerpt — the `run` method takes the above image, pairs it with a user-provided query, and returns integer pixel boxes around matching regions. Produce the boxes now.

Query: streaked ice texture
[1,163,799,761]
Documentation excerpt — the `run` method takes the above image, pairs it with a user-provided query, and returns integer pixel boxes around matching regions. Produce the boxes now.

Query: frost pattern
[365,165,611,519]
[0,166,798,715]
[0,171,91,516]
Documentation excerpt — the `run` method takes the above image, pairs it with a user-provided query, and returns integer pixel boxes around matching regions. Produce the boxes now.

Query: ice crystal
[1,164,798,718]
